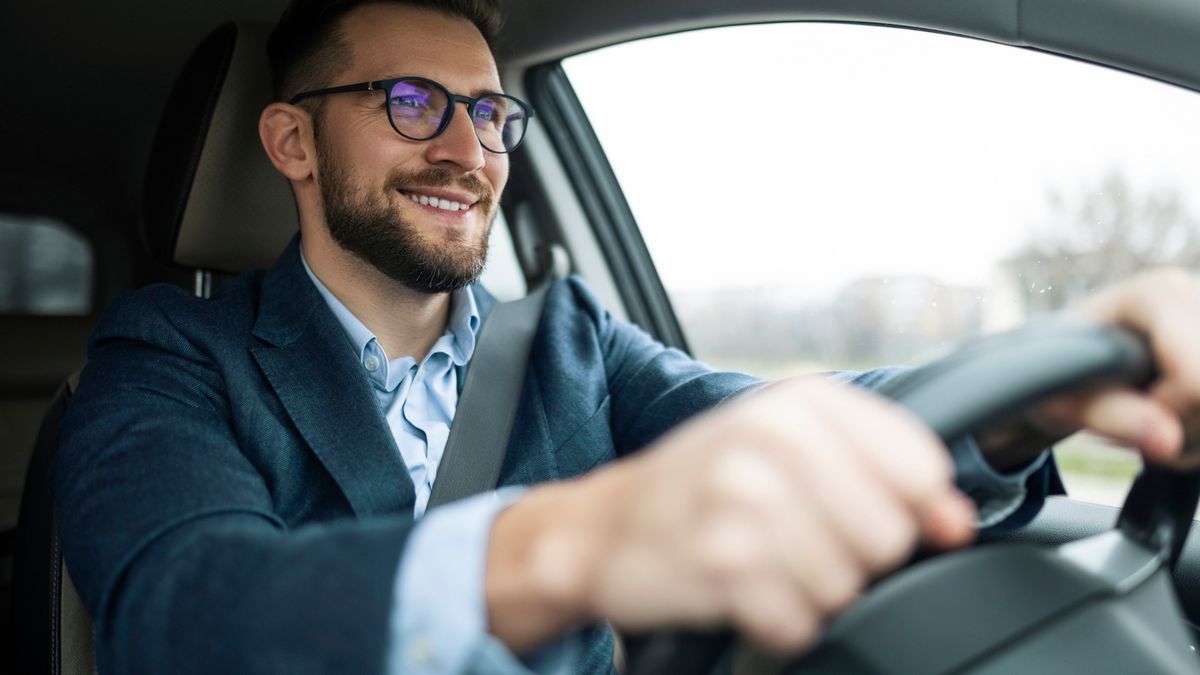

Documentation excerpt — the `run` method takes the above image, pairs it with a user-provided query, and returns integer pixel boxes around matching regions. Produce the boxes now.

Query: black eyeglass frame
[288,76,536,153]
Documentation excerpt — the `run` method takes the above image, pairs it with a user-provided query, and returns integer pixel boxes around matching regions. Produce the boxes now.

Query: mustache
[386,167,496,209]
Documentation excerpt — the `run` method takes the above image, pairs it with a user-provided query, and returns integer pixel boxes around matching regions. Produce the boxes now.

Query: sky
[563,23,1200,301]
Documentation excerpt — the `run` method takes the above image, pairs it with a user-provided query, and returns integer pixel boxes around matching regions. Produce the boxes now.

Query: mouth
[398,188,479,214]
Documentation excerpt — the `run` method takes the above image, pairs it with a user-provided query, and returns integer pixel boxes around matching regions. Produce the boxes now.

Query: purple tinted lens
[472,94,527,152]
[388,80,447,138]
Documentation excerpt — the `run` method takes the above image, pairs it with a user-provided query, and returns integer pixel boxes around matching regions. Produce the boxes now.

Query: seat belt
[427,284,550,508]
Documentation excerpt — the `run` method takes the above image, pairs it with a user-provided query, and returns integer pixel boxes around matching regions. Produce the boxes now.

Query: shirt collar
[300,249,481,385]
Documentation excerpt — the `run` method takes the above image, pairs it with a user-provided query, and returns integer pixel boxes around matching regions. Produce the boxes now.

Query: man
[52,0,1200,673]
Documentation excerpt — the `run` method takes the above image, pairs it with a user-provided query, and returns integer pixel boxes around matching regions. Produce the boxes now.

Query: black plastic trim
[12,382,72,675]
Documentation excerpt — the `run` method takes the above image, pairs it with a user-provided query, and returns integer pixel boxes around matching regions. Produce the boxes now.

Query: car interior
[4,0,1200,672]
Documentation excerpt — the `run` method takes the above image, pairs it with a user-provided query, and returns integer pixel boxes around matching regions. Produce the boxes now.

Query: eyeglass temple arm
[287,81,384,105]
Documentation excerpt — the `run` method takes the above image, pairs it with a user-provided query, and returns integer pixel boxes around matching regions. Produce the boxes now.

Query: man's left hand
[995,268,1200,469]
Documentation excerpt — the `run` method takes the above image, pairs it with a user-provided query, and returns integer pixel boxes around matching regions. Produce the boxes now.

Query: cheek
[484,155,510,196]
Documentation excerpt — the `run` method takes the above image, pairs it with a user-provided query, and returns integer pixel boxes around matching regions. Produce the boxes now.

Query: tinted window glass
[0,215,92,314]
[565,23,1200,508]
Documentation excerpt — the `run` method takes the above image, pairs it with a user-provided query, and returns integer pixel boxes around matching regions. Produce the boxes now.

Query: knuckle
[695,521,761,584]
[698,458,739,503]
[808,564,865,615]
[860,516,918,572]
[773,611,820,651]
[739,595,819,653]
[890,450,951,505]
[915,454,954,496]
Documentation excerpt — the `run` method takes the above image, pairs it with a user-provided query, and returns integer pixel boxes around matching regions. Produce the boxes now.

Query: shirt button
[364,356,381,372]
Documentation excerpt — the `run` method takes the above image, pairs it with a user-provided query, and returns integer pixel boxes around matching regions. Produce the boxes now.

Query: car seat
[11,21,296,675]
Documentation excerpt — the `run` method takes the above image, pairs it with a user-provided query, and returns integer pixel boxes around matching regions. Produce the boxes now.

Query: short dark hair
[267,0,502,104]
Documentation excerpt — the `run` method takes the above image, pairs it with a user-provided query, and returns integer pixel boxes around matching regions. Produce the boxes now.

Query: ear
[259,102,315,182]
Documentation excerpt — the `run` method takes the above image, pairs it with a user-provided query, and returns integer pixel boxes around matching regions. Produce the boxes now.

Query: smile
[400,190,474,213]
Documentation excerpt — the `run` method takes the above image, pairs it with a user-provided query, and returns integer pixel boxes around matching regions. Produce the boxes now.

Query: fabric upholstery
[142,22,297,273]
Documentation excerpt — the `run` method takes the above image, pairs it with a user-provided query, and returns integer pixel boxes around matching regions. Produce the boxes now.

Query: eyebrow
[380,75,505,97]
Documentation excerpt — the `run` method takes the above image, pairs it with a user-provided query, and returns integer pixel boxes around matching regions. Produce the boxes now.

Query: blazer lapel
[249,238,414,517]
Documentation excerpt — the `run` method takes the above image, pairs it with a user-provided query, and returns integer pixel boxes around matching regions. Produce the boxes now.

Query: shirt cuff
[387,487,578,675]
[951,434,1050,528]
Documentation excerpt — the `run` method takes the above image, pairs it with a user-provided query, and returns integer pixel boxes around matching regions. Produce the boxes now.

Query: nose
[424,101,486,173]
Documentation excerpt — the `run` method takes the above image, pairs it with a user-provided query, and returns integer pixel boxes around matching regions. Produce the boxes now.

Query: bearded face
[315,128,496,294]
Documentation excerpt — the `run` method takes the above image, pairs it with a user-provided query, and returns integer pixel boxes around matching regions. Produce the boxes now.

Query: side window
[0,215,93,315]
[564,23,1200,507]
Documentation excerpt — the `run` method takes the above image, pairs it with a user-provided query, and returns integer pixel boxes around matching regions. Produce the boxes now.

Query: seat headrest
[142,22,298,274]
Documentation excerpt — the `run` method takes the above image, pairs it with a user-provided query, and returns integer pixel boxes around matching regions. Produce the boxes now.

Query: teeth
[403,192,471,212]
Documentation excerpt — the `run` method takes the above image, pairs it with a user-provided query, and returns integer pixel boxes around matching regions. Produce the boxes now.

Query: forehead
[337,4,501,92]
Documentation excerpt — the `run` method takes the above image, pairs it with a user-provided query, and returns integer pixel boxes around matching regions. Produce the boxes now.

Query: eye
[391,95,427,109]
[472,97,512,128]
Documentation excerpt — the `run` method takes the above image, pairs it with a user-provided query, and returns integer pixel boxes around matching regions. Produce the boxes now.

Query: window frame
[525,63,690,352]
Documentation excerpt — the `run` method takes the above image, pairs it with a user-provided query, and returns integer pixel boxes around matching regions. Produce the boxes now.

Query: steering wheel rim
[623,321,1199,675]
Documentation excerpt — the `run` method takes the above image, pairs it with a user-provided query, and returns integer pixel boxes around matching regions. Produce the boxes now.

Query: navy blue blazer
[54,238,1058,674]
[53,238,763,673]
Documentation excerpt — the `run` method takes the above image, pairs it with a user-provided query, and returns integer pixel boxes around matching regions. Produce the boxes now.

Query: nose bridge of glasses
[428,95,488,160]
[448,94,481,126]
[448,94,498,143]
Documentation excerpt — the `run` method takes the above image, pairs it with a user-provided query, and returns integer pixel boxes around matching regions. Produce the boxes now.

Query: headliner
[2,0,1197,239]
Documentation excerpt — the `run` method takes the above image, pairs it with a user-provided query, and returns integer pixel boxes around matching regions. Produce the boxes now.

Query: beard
[315,134,495,294]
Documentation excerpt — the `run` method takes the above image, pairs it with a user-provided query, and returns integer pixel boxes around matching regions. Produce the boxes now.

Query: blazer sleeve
[53,290,412,675]
[551,276,760,455]
[558,276,1061,528]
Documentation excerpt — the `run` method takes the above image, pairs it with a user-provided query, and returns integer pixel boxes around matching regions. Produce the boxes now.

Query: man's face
[312,4,508,293]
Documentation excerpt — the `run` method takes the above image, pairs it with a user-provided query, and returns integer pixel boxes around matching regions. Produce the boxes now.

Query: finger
[769,485,868,615]
[1036,387,1183,462]
[1077,269,1200,414]
[796,381,976,549]
[742,401,926,575]
[728,573,819,654]
[735,379,972,567]
[698,449,865,614]
[919,491,978,551]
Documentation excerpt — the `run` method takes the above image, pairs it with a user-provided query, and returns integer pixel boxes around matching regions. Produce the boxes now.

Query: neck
[301,232,451,362]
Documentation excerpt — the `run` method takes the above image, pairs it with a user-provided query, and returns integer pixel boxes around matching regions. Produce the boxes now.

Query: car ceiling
[2,0,1198,256]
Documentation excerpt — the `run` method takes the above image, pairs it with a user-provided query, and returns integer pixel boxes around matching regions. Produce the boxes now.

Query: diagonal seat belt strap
[427,284,550,509]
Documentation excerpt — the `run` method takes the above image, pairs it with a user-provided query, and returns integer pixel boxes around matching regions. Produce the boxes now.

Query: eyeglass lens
[388,79,528,152]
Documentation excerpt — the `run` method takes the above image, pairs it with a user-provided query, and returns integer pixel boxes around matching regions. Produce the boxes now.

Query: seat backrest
[12,377,93,675]
[142,22,297,274]
[13,13,539,671]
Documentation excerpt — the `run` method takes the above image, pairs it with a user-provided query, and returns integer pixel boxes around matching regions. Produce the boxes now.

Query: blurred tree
[1004,170,1200,313]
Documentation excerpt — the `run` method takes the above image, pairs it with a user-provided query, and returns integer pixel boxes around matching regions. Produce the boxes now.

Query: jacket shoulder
[541,274,610,325]
[87,271,266,358]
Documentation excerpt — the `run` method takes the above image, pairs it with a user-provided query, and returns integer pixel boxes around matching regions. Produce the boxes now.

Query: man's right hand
[484,377,977,655]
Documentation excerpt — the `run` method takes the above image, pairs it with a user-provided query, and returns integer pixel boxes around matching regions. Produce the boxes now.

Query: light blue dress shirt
[301,254,1046,675]
[300,255,567,674]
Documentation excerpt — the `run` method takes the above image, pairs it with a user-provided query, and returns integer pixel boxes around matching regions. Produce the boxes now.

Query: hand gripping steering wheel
[623,322,1200,675]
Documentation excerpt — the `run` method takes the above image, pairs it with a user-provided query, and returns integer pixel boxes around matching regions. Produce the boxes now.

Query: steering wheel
[623,322,1200,675]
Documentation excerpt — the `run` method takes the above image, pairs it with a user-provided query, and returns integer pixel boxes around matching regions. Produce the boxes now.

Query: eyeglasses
[289,76,535,153]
